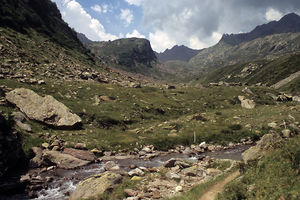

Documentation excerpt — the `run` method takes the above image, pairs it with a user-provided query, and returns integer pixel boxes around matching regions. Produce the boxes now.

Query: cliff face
[87,38,157,73]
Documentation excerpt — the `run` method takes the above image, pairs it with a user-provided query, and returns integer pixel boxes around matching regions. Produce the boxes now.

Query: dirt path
[199,170,240,200]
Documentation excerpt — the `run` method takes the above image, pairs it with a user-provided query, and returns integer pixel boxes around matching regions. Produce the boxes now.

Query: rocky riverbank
[1,136,253,200]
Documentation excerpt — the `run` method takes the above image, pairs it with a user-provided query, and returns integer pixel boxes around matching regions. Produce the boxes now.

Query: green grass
[166,167,238,200]
[218,135,300,200]
[208,160,232,171]
[1,78,299,153]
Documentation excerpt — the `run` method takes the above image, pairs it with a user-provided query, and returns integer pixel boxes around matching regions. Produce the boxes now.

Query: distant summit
[156,45,203,62]
[220,13,300,46]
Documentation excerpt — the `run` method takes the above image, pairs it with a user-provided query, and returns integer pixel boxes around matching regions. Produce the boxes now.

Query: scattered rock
[29,147,43,168]
[100,96,116,102]
[41,143,50,149]
[206,168,222,176]
[268,122,277,129]
[124,189,137,197]
[74,143,87,150]
[131,176,142,181]
[292,96,300,102]
[6,88,82,128]
[69,172,123,200]
[281,129,292,138]
[42,150,90,169]
[165,172,181,180]
[15,121,32,132]
[175,186,183,192]
[163,158,179,168]
[238,96,256,109]
[104,161,119,171]
[128,168,145,177]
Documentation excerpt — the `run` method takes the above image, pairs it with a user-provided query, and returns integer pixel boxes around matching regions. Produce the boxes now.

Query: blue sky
[79,0,147,37]
[52,0,300,52]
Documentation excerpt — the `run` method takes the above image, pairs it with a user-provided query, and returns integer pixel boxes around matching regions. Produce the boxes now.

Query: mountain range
[1,1,300,200]
[155,45,203,62]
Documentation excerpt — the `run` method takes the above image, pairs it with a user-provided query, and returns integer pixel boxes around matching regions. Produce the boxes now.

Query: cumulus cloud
[52,0,118,41]
[120,9,134,26]
[126,30,146,38]
[91,4,110,14]
[265,8,283,21]
[125,0,143,6]
[149,31,176,53]
[91,4,101,13]
[140,0,300,51]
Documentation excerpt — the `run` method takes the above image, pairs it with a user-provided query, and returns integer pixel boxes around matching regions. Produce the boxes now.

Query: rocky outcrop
[6,88,82,128]
[42,150,90,169]
[69,172,123,200]
[238,96,256,109]
[242,133,282,163]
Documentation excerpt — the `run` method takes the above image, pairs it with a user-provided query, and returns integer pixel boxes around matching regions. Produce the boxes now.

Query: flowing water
[1,145,250,200]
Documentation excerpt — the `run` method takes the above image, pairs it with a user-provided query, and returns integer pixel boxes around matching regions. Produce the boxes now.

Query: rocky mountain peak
[219,13,300,46]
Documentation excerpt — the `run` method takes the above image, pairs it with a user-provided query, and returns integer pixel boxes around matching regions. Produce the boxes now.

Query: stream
[0,145,250,200]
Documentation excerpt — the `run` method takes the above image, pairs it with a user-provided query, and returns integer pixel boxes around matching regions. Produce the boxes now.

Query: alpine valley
[0,0,299,200]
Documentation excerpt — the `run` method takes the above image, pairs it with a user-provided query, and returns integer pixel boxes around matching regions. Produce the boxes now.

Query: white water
[35,181,76,200]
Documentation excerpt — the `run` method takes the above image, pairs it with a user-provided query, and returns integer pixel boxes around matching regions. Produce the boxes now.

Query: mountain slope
[77,32,93,45]
[0,0,87,52]
[190,13,300,73]
[0,0,139,86]
[156,45,203,62]
[197,52,300,87]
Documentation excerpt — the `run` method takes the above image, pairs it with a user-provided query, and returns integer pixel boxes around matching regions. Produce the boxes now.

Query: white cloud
[141,0,300,51]
[91,4,101,13]
[52,0,118,41]
[189,32,222,49]
[126,30,146,38]
[125,0,143,6]
[102,4,109,13]
[91,4,110,14]
[265,8,283,21]
[149,31,176,52]
[120,9,134,26]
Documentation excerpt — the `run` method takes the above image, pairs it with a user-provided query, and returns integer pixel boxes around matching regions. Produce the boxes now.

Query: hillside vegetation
[196,53,300,94]
[189,33,300,72]
[218,135,300,200]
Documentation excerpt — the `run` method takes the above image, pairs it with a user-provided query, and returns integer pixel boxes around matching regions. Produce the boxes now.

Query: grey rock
[242,133,282,163]
[70,172,122,200]
[238,96,255,109]
[42,150,90,169]
[6,88,82,128]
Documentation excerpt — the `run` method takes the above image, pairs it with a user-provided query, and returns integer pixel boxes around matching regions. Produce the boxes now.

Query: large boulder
[69,172,123,200]
[6,88,81,128]
[42,150,90,169]
[242,133,282,163]
[63,148,96,161]
[238,96,256,109]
